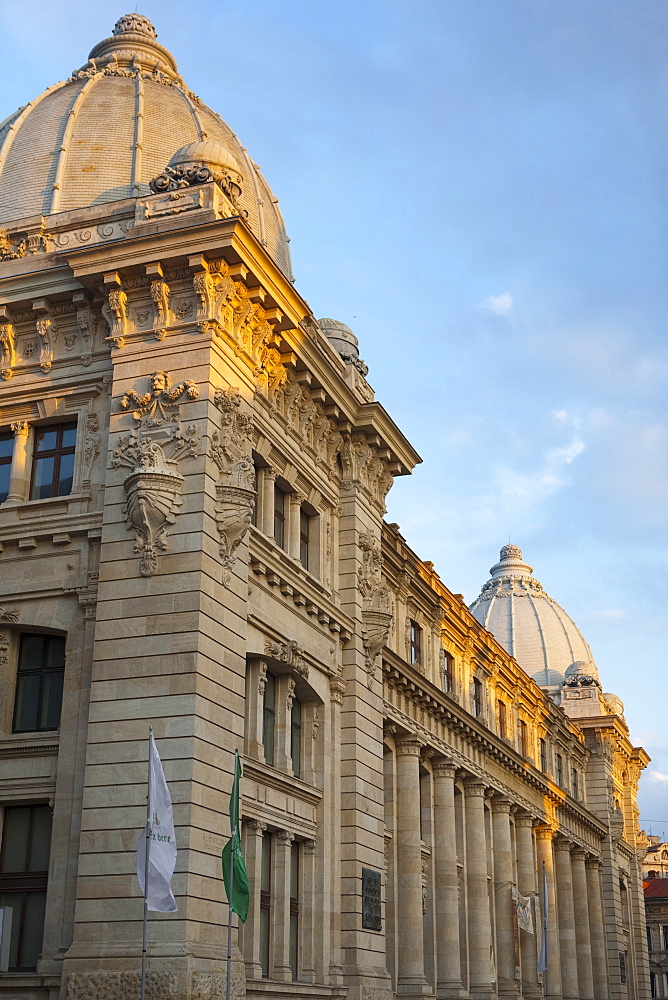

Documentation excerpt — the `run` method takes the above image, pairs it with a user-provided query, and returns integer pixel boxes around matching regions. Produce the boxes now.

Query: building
[0,13,650,1000]
[640,842,668,881]
[643,880,668,998]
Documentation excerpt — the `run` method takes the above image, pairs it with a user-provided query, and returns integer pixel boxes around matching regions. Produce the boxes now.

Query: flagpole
[225,750,238,1000]
[141,727,153,1000]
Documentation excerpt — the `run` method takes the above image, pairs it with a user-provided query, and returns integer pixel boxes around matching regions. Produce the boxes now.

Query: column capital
[289,489,308,506]
[514,811,536,829]
[432,758,457,779]
[490,796,513,814]
[245,818,267,833]
[395,737,422,757]
[263,466,278,482]
[534,824,556,841]
[571,847,587,862]
[303,839,316,854]
[585,855,602,870]
[329,675,347,704]
[462,777,486,797]
[276,828,295,845]
[554,836,573,853]
[10,420,29,436]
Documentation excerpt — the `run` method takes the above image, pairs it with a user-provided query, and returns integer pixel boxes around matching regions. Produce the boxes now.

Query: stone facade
[0,14,650,1000]
[643,881,668,999]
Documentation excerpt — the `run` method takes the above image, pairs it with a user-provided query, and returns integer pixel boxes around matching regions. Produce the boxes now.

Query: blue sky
[1,0,666,831]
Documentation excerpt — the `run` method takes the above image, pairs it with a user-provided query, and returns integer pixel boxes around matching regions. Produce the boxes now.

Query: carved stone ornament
[0,608,19,623]
[112,372,200,576]
[149,163,215,193]
[358,532,393,686]
[83,413,101,482]
[264,638,309,680]
[210,386,256,586]
[0,312,15,381]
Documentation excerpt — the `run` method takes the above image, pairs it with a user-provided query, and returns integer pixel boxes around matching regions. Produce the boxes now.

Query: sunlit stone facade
[0,14,650,1000]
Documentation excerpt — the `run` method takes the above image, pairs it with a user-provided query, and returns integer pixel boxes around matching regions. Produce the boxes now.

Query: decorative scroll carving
[112,371,200,576]
[264,638,309,679]
[150,278,171,340]
[0,608,19,623]
[358,531,393,687]
[150,163,215,193]
[102,273,128,349]
[32,300,56,373]
[74,294,95,367]
[0,307,15,380]
[210,386,255,585]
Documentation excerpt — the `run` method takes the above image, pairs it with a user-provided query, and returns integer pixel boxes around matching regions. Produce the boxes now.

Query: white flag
[136,731,177,912]
[513,887,534,933]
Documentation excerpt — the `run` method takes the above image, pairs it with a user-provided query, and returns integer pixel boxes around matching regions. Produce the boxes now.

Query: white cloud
[647,771,668,785]
[594,609,627,621]
[479,292,514,316]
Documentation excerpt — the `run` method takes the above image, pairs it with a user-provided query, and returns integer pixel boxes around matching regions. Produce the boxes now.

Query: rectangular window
[648,925,654,951]
[518,719,528,757]
[498,699,507,738]
[13,633,66,733]
[572,768,579,800]
[289,841,299,980]
[556,754,563,787]
[619,952,627,985]
[31,422,77,500]
[251,462,260,527]
[540,738,547,772]
[262,673,275,766]
[663,925,668,950]
[260,832,272,977]
[410,621,422,666]
[0,431,12,503]
[0,804,52,971]
[299,508,310,570]
[291,697,302,779]
[273,485,285,549]
[650,973,657,999]
[443,651,453,694]
[472,677,482,718]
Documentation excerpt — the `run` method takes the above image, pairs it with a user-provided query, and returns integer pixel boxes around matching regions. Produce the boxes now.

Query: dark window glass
[291,698,302,779]
[0,804,52,971]
[13,634,66,733]
[289,841,299,980]
[443,651,453,693]
[540,738,547,772]
[299,508,310,570]
[273,486,285,549]
[572,768,579,800]
[251,463,260,526]
[31,421,77,499]
[619,952,627,985]
[410,621,422,666]
[663,925,668,950]
[472,677,482,718]
[556,753,563,787]
[0,431,12,503]
[262,672,275,766]
[260,832,272,977]
[648,926,654,952]
[498,700,507,738]
[650,973,657,998]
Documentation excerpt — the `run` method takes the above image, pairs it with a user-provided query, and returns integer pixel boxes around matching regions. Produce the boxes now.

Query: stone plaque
[362,867,381,931]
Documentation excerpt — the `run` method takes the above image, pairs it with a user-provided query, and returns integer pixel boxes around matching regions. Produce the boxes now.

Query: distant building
[642,841,668,880]
[644,880,668,997]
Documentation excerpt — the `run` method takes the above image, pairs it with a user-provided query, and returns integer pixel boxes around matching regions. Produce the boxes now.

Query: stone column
[586,858,609,1000]
[327,675,346,984]
[554,839,578,1000]
[272,828,295,981]
[572,849,595,1000]
[514,813,541,1000]
[288,490,305,560]
[261,467,277,536]
[6,420,30,502]
[464,779,494,1000]
[243,818,266,979]
[245,658,267,759]
[395,737,431,998]
[492,798,520,997]
[432,760,463,998]
[301,839,317,983]
[273,675,294,770]
[534,826,561,1000]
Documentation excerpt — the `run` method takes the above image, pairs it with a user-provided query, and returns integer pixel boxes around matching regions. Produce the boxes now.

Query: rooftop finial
[500,543,523,561]
[112,13,157,38]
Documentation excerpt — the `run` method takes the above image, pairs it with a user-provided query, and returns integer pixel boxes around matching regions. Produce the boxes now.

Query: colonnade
[389,739,610,1000]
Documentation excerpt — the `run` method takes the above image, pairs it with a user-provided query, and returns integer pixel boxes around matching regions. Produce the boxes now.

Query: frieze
[264,638,309,680]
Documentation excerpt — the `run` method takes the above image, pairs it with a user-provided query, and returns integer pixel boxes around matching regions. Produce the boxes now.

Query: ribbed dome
[0,13,292,278]
[469,545,598,688]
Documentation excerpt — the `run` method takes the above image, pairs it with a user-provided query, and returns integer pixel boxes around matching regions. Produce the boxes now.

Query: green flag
[222,751,249,922]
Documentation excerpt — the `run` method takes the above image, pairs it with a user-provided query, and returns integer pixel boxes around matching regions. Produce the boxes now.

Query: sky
[1,0,666,831]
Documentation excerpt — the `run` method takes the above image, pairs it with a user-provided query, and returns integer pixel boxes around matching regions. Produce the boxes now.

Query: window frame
[539,737,547,772]
[409,620,422,667]
[0,803,52,972]
[556,753,564,788]
[299,507,310,571]
[443,650,454,694]
[518,718,528,757]
[262,672,276,766]
[30,420,77,501]
[0,430,13,504]
[497,699,507,739]
[12,632,66,734]
[289,840,300,980]
[290,697,302,779]
[260,831,272,978]
[273,484,286,549]
[472,677,483,718]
